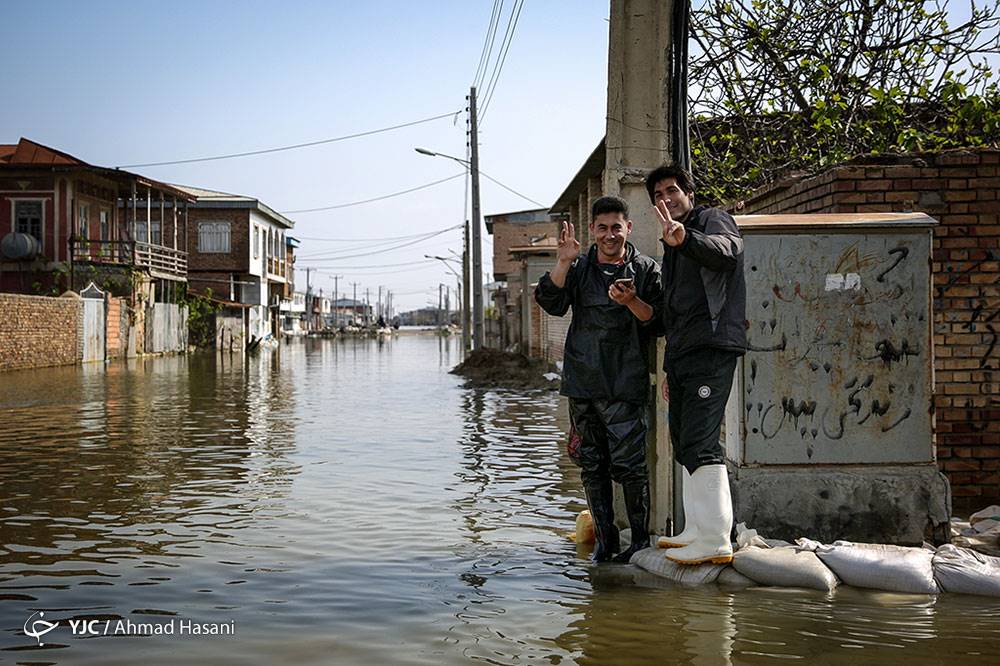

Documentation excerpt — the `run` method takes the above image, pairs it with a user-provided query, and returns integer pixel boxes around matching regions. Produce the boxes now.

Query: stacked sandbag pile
[625,520,1000,597]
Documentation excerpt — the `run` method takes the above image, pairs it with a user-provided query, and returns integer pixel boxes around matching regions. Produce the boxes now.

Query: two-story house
[0,138,194,297]
[175,185,295,341]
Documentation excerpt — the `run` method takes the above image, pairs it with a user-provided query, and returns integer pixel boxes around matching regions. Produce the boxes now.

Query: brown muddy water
[1,335,998,665]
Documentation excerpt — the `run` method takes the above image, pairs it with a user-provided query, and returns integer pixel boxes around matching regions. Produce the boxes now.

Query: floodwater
[1,335,998,665]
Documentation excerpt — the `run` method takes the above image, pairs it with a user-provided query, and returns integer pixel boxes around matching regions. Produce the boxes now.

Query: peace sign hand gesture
[557,221,581,264]
[654,200,686,247]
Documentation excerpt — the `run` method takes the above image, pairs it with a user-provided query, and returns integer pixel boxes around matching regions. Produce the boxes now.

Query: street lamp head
[414,147,437,157]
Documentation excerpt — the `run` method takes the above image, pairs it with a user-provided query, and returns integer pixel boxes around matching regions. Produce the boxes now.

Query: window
[254,225,260,258]
[78,203,89,238]
[14,201,43,247]
[151,220,161,246]
[99,210,110,256]
[198,221,231,253]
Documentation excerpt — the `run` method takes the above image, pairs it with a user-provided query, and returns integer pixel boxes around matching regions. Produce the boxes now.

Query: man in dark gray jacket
[535,196,662,563]
[646,164,746,566]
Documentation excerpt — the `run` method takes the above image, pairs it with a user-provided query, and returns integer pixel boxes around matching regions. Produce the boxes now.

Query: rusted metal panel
[742,225,934,464]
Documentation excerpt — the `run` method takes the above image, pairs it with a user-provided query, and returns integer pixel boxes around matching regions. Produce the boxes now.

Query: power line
[116,110,461,168]
[281,173,464,213]
[473,0,504,90]
[297,259,438,270]
[294,225,461,242]
[479,0,525,123]
[479,168,544,207]
[297,225,461,261]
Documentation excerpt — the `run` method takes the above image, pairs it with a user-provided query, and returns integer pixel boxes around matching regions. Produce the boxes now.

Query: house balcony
[70,236,187,281]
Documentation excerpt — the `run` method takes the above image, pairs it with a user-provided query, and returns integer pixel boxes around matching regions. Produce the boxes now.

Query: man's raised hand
[654,200,686,247]
[557,221,581,263]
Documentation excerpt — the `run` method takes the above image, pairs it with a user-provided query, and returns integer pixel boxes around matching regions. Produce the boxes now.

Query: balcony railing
[69,237,187,280]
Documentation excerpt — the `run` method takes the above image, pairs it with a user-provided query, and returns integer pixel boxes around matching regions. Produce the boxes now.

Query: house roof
[550,139,606,213]
[0,138,196,201]
[172,183,295,229]
[484,207,551,234]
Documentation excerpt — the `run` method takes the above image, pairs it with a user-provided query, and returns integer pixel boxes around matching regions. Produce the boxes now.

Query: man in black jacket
[646,164,746,566]
[535,196,662,563]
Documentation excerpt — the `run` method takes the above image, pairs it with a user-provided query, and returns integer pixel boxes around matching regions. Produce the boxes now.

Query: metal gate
[80,282,106,363]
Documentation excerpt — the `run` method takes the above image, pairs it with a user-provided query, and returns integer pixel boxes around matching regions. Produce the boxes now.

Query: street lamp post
[425,254,465,341]
[415,94,484,350]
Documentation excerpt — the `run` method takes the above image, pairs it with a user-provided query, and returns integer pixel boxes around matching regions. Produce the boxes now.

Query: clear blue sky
[1,1,610,311]
[4,2,990,312]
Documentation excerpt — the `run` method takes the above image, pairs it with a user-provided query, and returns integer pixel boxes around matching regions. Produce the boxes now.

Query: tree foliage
[688,0,1000,205]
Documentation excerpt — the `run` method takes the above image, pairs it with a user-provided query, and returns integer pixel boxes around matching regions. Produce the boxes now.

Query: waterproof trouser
[569,398,649,561]
[665,348,739,474]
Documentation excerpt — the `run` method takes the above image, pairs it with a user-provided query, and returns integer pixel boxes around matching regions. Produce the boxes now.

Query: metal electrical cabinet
[734,213,936,465]
[719,213,948,544]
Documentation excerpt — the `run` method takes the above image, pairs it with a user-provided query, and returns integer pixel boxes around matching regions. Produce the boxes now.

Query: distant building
[485,208,554,350]
[173,185,295,342]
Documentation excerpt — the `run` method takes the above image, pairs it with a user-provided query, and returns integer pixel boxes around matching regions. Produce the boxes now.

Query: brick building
[733,147,1000,507]
[485,208,555,350]
[172,185,295,342]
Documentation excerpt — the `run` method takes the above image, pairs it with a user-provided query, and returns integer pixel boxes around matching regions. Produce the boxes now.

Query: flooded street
[2,335,999,665]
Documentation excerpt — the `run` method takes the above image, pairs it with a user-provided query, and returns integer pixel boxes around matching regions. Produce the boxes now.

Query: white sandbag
[814,541,940,594]
[970,505,1000,526]
[717,566,757,588]
[630,547,727,585]
[933,544,1000,597]
[733,546,839,591]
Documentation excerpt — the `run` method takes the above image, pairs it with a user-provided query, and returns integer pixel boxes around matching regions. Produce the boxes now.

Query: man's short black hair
[645,164,696,202]
[591,195,629,220]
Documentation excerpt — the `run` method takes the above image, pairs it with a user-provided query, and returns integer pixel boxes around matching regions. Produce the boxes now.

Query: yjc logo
[23,611,58,646]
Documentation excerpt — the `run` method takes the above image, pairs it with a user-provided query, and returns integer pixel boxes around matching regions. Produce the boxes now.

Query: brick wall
[737,148,1000,505]
[490,220,558,279]
[0,294,80,372]
[186,208,250,272]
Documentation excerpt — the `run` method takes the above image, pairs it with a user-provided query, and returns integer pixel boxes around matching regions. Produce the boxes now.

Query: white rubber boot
[657,467,699,549]
[666,464,734,565]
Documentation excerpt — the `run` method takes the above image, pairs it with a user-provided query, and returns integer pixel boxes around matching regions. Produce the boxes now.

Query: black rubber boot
[583,480,620,562]
[611,481,650,563]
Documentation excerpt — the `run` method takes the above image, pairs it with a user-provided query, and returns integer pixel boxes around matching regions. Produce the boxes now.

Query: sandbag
[630,547,727,585]
[733,546,839,591]
[933,544,1000,597]
[717,566,757,588]
[811,541,939,594]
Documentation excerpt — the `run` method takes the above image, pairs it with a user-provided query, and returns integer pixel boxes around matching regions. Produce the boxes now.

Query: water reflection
[1,337,1000,665]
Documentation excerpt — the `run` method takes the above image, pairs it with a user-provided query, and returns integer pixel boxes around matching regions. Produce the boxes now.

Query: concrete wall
[0,293,80,371]
[736,148,1000,506]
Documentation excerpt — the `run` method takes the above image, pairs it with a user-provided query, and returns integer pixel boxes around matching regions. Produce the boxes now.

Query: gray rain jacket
[535,241,662,404]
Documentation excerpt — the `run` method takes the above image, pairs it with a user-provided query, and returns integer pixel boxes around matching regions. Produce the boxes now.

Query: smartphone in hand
[612,277,634,289]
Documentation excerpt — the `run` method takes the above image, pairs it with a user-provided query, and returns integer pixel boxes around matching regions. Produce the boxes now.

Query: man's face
[589,212,632,262]
[652,177,694,221]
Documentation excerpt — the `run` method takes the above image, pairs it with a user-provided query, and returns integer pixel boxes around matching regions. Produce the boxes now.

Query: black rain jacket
[660,205,747,364]
[535,241,662,404]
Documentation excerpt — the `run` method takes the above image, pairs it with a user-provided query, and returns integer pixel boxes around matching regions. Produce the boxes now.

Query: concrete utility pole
[438,283,444,325]
[462,221,471,350]
[351,282,360,325]
[469,86,484,349]
[605,0,675,534]
[332,274,342,326]
[305,267,315,331]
